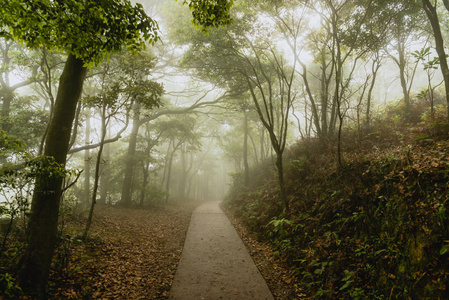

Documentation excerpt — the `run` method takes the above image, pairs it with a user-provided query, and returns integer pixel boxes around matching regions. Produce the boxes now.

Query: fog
[1,0,446,209]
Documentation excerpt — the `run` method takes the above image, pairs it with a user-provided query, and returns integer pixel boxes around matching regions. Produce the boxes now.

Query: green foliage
[158,116,202,151]
[0,273,23,299]
[0,130,27,157]
[225,103,449,298]
[126,79,164,110]
[412,47,440,71]
[0,138,77,222]
[0,0,159,66]
[6,108,49,151]
[184,0,234,31]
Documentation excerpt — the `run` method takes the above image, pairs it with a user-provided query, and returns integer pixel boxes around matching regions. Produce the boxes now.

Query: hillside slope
[225,106,449,299]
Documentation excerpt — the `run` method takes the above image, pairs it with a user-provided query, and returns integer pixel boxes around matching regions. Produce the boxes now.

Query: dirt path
[169,201,274,299]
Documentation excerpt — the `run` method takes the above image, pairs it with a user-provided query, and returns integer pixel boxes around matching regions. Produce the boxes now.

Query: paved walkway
[169,201,274,299]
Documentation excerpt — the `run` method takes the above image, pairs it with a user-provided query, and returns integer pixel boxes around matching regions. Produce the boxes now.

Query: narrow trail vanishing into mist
[169,201,274,299]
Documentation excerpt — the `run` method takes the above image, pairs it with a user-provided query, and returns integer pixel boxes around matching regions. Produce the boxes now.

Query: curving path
[169,201,274,300]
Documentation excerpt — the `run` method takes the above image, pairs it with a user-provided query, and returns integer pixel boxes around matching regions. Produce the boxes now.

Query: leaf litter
[49,202,199,299]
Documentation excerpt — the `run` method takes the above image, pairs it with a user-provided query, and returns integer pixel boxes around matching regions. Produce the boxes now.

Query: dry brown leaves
[49,202,199,299]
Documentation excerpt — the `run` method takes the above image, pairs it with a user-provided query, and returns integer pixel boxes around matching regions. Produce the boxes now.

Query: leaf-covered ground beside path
[221,203,308,299]
[48,202,199,299]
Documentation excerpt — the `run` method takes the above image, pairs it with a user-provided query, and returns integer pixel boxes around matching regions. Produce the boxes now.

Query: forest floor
[2,200,303,299]
[48,202,200,299]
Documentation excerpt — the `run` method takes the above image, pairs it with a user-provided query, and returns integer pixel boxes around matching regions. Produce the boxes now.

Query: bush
[0,273,23,299]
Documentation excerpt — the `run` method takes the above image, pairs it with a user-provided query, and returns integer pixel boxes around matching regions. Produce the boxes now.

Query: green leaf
[440,245,449,255]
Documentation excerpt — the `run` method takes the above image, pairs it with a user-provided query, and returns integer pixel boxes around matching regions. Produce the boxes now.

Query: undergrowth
[225,103,449,299]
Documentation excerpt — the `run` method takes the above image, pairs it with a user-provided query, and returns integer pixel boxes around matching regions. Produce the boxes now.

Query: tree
[120,85,232,205]
[1,0,158,296]
[383,2,424,114]
[171,2,297,208]
[422,0,449,119]
[0,40,40,133]
[413,45,442,120]
[118,54,164,206]
[241,44,296,210]
[81,57,153,238]
[158,116,200,202]
[1,0,234,294]
[137,121,164,205]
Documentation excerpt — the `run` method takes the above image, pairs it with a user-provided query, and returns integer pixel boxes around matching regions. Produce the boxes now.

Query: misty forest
[1,0,449,299]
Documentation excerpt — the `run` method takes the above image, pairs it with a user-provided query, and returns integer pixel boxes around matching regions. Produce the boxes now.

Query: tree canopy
[0,0,159,66]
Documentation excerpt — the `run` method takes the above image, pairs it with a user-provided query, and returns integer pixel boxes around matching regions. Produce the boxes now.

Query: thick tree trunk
[18,54,87,297]
[423,0,449,119]
[120,103,140,206]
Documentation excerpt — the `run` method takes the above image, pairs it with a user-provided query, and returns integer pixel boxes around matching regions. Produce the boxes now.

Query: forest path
[169,201,274,299]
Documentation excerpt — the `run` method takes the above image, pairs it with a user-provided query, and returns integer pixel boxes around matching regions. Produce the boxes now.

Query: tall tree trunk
[320,49,329,137]
[397,37,411,112]
[275,152,288,211]
[165,141,176,204]
[243,110,250,187]
[140,126,152,206]
[165,140,182,203]
[260,127,265,162]
[177,144,187,201]
[18,53,87,297]
[300,62,322,137]
[185,153,195,199]
[366,53,381,127]
[0,89,13,164]
[160,141,171,189]
[140,164,150,206]
[99,136,109,205]
[120,103,140,206]
[82,105,107,240]
[83,109,91,208]
[331,6,344,168]
[1,89,13,132]
[248,132,259,166]
[423,0,449,119]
